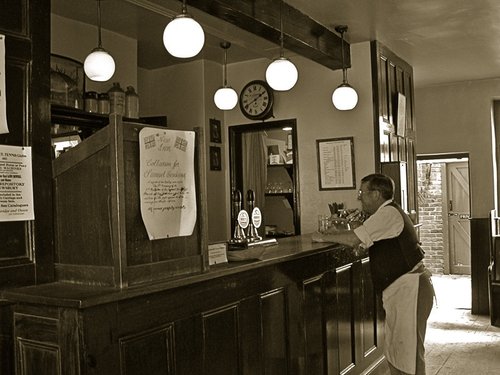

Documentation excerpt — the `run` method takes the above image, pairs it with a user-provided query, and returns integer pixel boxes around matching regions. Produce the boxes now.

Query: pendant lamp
[265,1,298,91]
[163,0,205,58]
[84,0,115,82]
[214,42,238,110]
[332,25,358,110]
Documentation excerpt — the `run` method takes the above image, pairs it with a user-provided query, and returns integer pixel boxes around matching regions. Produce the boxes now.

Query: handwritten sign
[0,145,34,221]
[139,128,196,240]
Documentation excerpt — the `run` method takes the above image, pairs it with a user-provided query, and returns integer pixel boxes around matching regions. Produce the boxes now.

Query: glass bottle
[97,93,110,115]
[83,91,98,113]
[107,82,125,116]
[125,86,139,118]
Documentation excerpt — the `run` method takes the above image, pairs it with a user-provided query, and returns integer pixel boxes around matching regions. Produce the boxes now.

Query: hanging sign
[0,145,34,221]
[139,127,197,240]
[0,34,9,134]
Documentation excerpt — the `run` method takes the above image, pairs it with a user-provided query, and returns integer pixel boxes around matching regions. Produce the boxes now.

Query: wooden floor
[425,275,500,375]
[375,274,500,375]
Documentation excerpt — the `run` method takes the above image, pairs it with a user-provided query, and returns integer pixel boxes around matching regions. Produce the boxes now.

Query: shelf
[265,192,293,196]
[267,163,293,168]
[51,104,110,130]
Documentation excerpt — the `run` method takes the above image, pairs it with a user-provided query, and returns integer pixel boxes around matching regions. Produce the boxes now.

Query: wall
[51,12,377,240]
[415,80,499,218]
[51,14,138,95]
[417,162,445,274]
[224,42,375,234]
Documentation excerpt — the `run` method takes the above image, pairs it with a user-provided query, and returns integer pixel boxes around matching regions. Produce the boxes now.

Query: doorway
[417,154,471,306]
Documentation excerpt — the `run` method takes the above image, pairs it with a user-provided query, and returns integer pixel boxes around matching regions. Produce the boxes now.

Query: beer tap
[229,189,247,244]
[246,189,262,242]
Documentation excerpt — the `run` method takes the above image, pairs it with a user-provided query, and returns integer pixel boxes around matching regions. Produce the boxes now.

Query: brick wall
[417,162,445,274]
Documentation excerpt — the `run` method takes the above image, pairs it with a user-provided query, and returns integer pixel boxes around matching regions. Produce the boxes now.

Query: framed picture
[316,137,355,190]
[209,118,222,143]
[50,54,85,109]
[209,146,222,171]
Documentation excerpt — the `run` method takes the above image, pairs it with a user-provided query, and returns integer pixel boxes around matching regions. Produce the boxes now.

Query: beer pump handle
[247,189,255,211]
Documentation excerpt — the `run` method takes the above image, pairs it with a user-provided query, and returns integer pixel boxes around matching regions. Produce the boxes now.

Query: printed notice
[318,137,355,189]
[0,34,9,134]
[139,127,196,240]
[0,145,34,221]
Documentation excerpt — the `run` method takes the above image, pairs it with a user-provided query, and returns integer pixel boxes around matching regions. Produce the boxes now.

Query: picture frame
[209,118,222,143]
[209,146,222,171]
[50,54,85,109]
[316,137,355,190]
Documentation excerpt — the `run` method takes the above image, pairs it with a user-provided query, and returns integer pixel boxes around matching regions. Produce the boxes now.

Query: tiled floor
[425,275,500,375]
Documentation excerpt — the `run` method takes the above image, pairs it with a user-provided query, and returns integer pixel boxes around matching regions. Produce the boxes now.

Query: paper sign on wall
[0,145,34,221]
[139,127,197,240]
[0,34,9,134]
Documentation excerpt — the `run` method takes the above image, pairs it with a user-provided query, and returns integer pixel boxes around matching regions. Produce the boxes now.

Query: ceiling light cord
[97,0,103,48]
[279,1,284,58]
[332,25,358,110]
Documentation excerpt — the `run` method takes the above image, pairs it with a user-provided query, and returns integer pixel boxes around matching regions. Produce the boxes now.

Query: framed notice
[316,137,355,190]
[209,118,222,143]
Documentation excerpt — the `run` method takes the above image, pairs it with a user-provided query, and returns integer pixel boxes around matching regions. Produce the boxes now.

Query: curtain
[242,131,267,212]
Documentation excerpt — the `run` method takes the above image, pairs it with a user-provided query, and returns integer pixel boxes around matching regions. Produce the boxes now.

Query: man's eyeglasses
[358,189,376,199]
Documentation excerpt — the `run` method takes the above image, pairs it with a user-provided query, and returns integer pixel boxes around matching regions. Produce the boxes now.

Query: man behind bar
[313,173,434,375]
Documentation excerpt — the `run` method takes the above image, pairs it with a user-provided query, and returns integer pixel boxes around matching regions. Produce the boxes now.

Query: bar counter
[3,234,386,375]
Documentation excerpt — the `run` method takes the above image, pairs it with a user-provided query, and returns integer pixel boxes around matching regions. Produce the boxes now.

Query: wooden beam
[187,0,349,71]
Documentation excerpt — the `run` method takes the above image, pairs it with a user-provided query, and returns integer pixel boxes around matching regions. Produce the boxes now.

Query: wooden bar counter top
[3,235,386,375]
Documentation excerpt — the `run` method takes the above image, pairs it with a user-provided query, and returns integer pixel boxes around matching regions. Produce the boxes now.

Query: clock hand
[245,92,265,108]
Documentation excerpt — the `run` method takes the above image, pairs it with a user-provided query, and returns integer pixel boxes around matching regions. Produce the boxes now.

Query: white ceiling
[52,0,500,88]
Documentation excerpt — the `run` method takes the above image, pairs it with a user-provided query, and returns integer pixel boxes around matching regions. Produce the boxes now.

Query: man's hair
[361,173,394,200]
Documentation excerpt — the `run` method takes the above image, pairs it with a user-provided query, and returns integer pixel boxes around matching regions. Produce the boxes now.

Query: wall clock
[239,80,274,120]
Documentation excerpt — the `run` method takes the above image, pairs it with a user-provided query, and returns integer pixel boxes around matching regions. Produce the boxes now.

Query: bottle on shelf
[97,93,110,115]
[108,82,125,116]
[125,86,139,118]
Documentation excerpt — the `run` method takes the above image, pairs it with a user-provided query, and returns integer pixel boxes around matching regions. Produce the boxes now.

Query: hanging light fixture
[84,0,115,82]
[163,0,205,58]
[265,0,298,91]
[332,25,358,110]
[214,42,238,110]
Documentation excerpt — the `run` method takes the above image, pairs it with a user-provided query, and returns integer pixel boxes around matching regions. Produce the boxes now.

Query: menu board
[317,137,355,190]
[139,127,197,240]
[0,145,34,221]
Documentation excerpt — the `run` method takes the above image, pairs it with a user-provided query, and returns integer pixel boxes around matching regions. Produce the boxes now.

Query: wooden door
[0,0,52,288]
[447,162,471,274]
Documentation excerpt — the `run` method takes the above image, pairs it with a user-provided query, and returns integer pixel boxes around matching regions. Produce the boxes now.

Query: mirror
[229,119,300,238]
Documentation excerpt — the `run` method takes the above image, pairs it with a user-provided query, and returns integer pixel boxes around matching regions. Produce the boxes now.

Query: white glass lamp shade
[265,57,298,91]
[332,83,358,110]
[163,14,205,58]
[84,48,115,82]
[214,87,238,110]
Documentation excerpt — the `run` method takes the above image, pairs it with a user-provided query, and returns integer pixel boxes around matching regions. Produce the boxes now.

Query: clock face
[239,80,274,120]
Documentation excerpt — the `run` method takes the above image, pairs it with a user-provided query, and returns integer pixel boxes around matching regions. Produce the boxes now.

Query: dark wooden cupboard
[371,41,417,215]
[4,239,386,375]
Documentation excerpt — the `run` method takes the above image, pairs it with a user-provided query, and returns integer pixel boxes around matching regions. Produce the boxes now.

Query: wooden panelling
[17,339,60,375]
[302,275,325,374]
[371,41,417,213]
[119,324,175,375]
[260,288,288,374]
[360,258,377,357]
[14,313,61,375]
[471,218,492,314]
[0,0,53,289]
[8,246,386,375]
[336,263,355,374]
[188,0,346,71]
[0,302,14,375]
[202,305,240,374]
